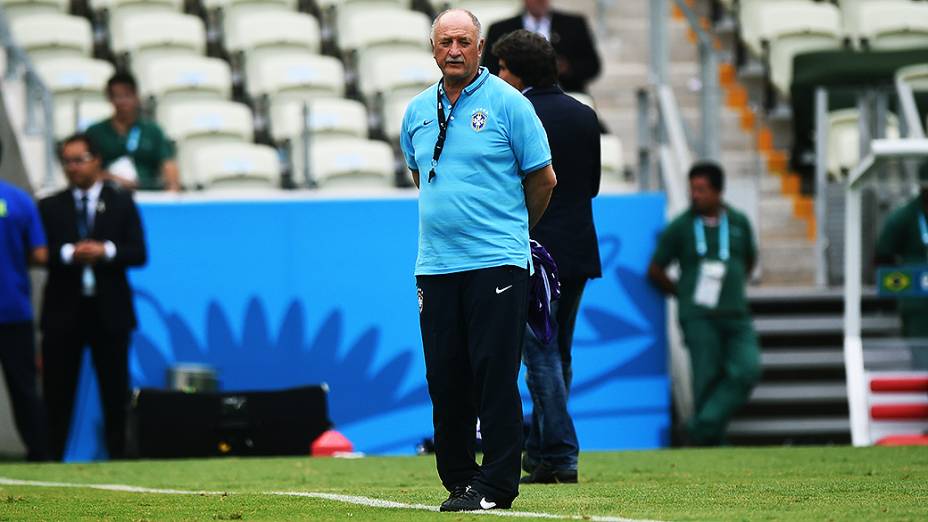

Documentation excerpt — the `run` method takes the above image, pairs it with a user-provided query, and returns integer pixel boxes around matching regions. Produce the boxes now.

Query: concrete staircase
[577,0,816,286]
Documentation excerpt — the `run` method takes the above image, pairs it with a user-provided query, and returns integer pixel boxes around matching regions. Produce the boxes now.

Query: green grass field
[0,446,926,521]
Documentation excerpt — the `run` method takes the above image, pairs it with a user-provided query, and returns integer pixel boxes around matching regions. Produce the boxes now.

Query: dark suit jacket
[483,10,601,92]
[38,182,147,333]
[525,86,602,281]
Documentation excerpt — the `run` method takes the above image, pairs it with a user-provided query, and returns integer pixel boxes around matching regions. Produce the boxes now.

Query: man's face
[61,141,101,189]
[524,0,550,18]
[108,82,139,118]
[432,11,484,84]
[497,59,524,90]
[689,175,721,214]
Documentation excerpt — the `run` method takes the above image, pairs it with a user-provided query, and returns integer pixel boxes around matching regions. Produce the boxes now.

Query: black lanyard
[428,85,455,183]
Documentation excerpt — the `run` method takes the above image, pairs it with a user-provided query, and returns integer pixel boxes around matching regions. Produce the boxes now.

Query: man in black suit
[39,134,147,460]
[493,30,602,484]
[482,0,601,92]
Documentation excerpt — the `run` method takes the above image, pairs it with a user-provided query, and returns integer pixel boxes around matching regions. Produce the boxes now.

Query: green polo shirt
[85,117,175,190]
[652,205,757,320]
[875,196,928,318]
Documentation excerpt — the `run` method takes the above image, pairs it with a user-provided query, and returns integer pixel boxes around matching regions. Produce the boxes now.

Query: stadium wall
[60,192,670,461]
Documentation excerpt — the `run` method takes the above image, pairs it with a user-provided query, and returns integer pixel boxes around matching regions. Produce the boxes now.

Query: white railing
[843,138,928,446]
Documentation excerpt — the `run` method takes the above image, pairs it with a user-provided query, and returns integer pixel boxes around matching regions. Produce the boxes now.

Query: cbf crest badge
[417,287,424,314]
[471,109,488,132]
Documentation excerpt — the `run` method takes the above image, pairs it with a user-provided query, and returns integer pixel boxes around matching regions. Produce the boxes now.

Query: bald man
[400,9,557,512]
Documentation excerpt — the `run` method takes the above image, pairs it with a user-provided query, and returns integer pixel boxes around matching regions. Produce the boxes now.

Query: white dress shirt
[60,181,116,296]
[522,13,552,41]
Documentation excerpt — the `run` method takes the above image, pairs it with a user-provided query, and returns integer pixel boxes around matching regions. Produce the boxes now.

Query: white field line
[0,476,661,522]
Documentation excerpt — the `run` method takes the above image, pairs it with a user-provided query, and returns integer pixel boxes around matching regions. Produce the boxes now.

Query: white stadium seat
[897,63,928,92]
[157,100,253,144]
[357,47,438,102]
[269,97,368,142]
[454,1,521,33]
[203,0,297,11]
[0,0,68,21]
[381,92,415,141]
[246,53,346,103]
[854,1,928,50]
[35,57,115,139]
[316,0,408,12]
[225,10,321,68]
[193,142,282,190]
[54,99,113,140]
[137,55,232,106]
[739,0,827,58]
[89,0,183,12]
[765,2,842,97]
[34,57,114,100]
[336,5,431,55]
[304,136,395,189]
[600,134,624,184]
[826,109,900,179]
[159,100,256,189]
[111,11,206,70]
[10,13,93,61]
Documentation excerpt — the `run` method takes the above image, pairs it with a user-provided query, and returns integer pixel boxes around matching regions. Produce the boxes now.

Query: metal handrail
[0,6,57,190]
[672,0,721,162]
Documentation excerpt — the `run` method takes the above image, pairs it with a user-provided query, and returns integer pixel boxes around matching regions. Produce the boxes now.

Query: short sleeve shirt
[85,117,175,191]
[0,181,46,323]
[651,205,757,320]
[875,196,928,316]
[400,67,552,275]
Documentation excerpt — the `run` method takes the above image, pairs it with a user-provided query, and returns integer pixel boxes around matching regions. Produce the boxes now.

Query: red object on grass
[870,404,928,420]
[875,434,928,446]
[311,430,354,456]
[869,376,928,393]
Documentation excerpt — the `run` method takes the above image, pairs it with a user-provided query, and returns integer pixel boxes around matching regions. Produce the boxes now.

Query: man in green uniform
[875,178,928,369]
[85,72,180,191]
[648,162,762,446]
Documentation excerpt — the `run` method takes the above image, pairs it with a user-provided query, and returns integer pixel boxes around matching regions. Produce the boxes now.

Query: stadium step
[727,288,906,445]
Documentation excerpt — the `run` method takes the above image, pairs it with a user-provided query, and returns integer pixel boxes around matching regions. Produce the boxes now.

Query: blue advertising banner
[63,193,669,461]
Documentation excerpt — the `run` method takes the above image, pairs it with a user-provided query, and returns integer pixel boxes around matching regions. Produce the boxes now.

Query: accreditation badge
[694,260,726,309]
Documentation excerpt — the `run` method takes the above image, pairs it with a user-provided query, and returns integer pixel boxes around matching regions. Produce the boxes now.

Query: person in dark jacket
[39,133,147,460]
[482,0,601,93]
[493,29,602,484]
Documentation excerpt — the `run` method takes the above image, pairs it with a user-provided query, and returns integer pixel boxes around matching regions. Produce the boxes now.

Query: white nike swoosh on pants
[495,285,513,294]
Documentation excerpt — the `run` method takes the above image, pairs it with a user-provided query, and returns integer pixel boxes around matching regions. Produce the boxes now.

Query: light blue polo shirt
[400,67,552,276]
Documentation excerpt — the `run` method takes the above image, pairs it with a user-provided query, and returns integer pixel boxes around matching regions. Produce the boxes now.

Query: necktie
[77,192,96,296]
[78,193,90,239]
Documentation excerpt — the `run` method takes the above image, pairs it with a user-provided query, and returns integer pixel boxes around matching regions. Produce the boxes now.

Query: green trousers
[680,316,762,445]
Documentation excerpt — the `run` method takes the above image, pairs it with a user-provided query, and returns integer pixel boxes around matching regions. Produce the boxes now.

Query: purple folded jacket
[528,239,561,344]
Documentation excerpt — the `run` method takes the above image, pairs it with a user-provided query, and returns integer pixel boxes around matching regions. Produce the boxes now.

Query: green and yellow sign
[0,198,7,218]
[878,266,928,297]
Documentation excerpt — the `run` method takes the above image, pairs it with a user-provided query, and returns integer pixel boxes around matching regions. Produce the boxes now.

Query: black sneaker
[520,464,578,484]
[439,485,469,511]
[439,486,512,511]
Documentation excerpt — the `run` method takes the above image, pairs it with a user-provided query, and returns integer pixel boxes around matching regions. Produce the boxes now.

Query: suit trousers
[0,321,49,461]
[416,265,528,503]
[555,278,587,391]
[42,297,130,461]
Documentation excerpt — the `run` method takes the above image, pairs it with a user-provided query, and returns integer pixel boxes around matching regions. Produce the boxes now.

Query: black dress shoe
[440,486,512,511]
[439,485,469,510]
[520,465,578,484]
[522,452,539,474]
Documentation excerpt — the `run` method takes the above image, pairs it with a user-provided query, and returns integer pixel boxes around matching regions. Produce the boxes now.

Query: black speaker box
[129,385,332,459]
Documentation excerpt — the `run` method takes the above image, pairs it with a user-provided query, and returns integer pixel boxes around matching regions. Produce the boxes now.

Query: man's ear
[478,38,485,56]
